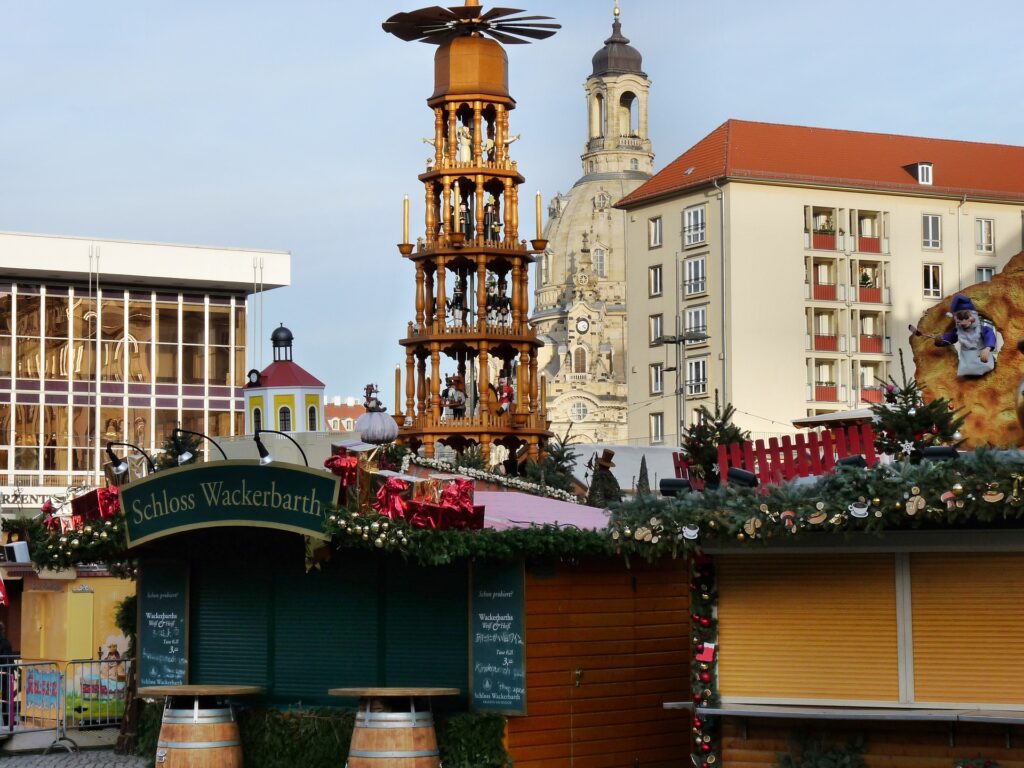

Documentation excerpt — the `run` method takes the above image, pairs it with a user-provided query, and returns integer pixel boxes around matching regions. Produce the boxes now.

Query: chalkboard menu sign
[137,561,189,687]
[470,560,526,714]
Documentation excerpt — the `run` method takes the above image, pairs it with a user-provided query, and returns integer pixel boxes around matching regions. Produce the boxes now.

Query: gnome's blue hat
[950,294,977,315]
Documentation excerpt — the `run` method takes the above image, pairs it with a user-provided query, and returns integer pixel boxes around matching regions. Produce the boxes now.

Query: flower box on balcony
[814,334,839,351]
[858,236,881,253]
[812,232,836,250]
[859,334,883,353]
[814,384,838,402]
[813,282,837,301]
[858,286,882,303]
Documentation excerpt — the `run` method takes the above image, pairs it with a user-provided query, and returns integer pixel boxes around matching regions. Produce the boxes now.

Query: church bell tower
[384,1,559,461]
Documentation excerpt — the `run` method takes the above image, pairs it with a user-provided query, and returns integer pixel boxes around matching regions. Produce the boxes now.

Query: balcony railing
[860,387,884,404]
[810,382,841,402]
[567,373,588,383]
[858,236,881,253]
[813,334,839,352]
[859,334,883,354]
[812,232,836,250]
[813,281,837,301]
[858,286,882,303]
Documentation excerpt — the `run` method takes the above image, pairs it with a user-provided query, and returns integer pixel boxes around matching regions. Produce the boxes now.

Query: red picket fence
[673,423,877,490]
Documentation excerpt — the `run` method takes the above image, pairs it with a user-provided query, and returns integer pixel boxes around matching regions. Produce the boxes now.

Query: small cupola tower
[582,3,653,177]
[244,324,326,434]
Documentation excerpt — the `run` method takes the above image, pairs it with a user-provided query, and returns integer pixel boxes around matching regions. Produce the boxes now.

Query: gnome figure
[936,294,997,377]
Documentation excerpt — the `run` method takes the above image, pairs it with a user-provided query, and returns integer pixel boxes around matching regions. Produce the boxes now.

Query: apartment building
[618,120,1024,445]
[0,231,289,506]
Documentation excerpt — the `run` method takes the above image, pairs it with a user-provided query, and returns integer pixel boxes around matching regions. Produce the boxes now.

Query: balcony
[812,334,839,352]
[810,382,842,402]
[812,232,836,250]
[812,281,837,301]
[859,334,883,354]
[858,236,881,253]
[860,387,884,404]
[858,286,882,303]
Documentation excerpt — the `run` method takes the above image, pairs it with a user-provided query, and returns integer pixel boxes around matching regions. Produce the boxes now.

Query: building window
[573,346,587,374]
[684,206,706,246]
[976,219,994,253]
[685,256,706,295]
[630,158,639,171]
[252,407,262,432]
[649,265,663,297]
[648,217,663,248]
[923,264,942,299]
[686,357,708,396]
[922,215,941,249]
[570,401,588,421]
[307,405,317,431]
[329,417,340,430]
[650,412,665,444]
[650,363,664,395]
[976,266,995,283]
[278,406,292,432]
[593,248,606,278]
[918,163,933,185]
[343,418,354,431]
[685,305,707,341]
[649,314,663,345]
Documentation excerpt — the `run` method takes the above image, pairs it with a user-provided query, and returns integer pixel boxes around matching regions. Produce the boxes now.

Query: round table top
[328,687,461,698]
[137,685,263,698]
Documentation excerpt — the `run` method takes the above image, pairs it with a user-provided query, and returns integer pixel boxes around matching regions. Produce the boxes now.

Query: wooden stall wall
[506,557,690,768]
[722,718,1024,768]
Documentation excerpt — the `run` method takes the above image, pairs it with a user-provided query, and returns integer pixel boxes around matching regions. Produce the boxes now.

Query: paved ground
[0,752,147,766]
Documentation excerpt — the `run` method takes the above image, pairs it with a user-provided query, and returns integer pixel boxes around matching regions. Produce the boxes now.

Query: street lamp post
[655,330,710,445]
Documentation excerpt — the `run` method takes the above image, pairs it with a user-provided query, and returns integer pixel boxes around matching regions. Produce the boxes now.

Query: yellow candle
[403,195,409,244]
[535,191,542,240]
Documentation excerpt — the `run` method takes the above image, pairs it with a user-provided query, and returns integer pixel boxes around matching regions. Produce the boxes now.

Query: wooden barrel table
[328,687,460,768]
[138,684,262,767]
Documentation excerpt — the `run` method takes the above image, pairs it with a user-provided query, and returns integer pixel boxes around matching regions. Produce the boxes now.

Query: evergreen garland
[154,430,201,471]
[871,350,964,462]
[680,393,750,480]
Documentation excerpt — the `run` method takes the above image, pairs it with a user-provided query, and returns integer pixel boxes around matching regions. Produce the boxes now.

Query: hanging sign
[470,559,526,715]
[121,460,339,547]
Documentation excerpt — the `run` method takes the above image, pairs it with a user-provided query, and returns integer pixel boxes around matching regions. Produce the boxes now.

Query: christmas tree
[636,455,652,497]
[522,426,580,494]
[680,392,750,480]
[154,430,202,471]
[871,350,964,462]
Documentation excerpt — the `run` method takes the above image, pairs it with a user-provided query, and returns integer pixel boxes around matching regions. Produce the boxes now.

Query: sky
[2,1,1023,401]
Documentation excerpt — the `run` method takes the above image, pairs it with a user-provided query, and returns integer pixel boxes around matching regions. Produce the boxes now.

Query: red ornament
[694,717,702,728]
[703,763,710,768]
[701,743,712,753]
[700,618,711,628]
[41,499,53,513]
[699,672,711,683]
[931,425,938,434]
[692,613,701,622]
[696,643,705,652]
[692,692,702,703]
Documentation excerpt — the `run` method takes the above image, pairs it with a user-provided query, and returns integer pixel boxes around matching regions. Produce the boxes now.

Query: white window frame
[976,266,995,283]
[923,263,942,299]
[685,305,707,342]
[569,401,588,421]
[650,412,664,444]
[649,264,663,297]
[649,314,663,345]
[922,214,941,249]
[686,357,708,396]
[684,205,706,247]
[684,256,706,296]
[329,417,340,430]
[648,216,663,248]
[649,362,664,395]
[593,247,606,278]
[918,163,933,185]
[976,218,994,253]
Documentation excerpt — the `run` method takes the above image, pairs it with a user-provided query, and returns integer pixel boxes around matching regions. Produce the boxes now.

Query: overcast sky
[2,1,1023,401]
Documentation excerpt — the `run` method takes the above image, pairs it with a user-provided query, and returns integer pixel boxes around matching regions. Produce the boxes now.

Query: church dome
[591,18,643,77]
[271,324,294,347]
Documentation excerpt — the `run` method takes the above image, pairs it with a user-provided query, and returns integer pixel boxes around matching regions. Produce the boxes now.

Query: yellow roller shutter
[911,553,1024,705]
[717,554,899,702]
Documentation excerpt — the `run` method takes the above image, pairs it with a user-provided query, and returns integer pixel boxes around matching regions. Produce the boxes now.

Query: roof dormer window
[917,162,933,185]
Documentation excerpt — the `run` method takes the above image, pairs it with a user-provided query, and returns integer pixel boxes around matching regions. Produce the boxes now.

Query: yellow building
[244,324,325,436]
[618,120,1024,444]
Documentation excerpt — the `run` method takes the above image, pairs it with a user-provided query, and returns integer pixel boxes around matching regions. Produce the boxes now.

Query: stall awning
[478,491,608,531]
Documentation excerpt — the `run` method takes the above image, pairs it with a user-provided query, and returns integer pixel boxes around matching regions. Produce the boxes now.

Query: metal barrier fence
[0,658,133,753]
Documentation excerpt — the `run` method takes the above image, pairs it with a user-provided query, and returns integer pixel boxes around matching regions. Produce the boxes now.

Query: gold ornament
[872,497,881,506]
[759,504,769,513]
[815,501,825,510]
[807,510,827,525]
[611,530,620,540]
[952,483,964,497]
[100,531,108,540]
[370,521,380,533]
[906,495,926,515]
[71,539,80,548]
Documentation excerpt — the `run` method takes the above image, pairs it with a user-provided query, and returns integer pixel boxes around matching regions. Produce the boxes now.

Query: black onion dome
[591,18,643,77]
[270,324,293,346]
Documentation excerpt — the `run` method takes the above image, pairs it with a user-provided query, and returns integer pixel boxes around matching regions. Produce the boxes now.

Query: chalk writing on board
[471,561,526,714]
[138,565,188,687]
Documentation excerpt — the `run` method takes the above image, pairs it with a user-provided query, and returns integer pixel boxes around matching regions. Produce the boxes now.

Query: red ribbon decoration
[324,454,359,486]
[373,477,410,520]
[439,478,474,514]
[97,487,121,520]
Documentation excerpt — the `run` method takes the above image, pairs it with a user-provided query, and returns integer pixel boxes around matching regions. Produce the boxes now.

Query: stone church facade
[531,9,653,444]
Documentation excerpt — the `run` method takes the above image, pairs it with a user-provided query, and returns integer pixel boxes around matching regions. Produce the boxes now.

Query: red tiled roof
[617,119,1024,208]
[249,360,325,389]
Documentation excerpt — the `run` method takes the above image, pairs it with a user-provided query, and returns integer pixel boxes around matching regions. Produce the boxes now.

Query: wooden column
[479,342,490,417]
[436,256,447,329]
[510,262,522,331]
[509,183,519,241]
[405,348,415,420]
[502,179,514,244]
[447,104,458,167]
[528,346,537,413]
[430,344,441,422]
[424,183,436,247]
[416,355,427,416]
[516,344,527,416]
[415,262,425,328]
[472,102,483,165]
[476,257,487,332]
[433,108,444,167]
[441,177,452,238]
[475,176,485,247]
[424,269,435,329]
